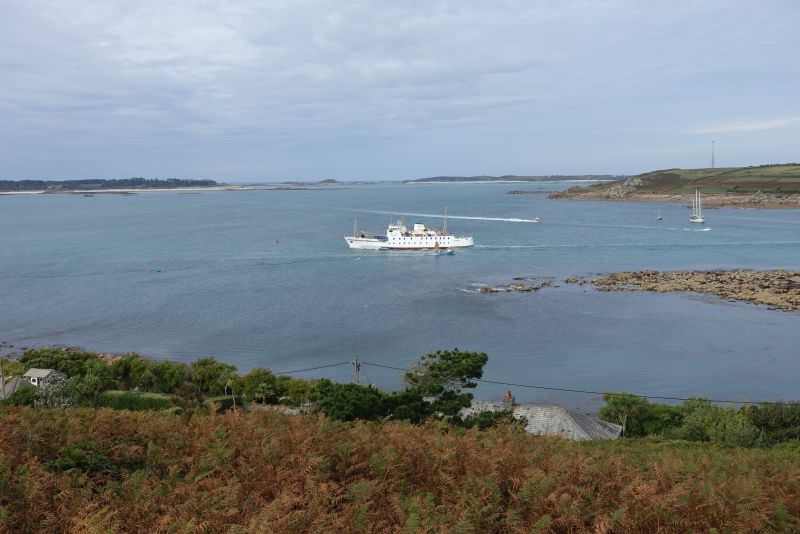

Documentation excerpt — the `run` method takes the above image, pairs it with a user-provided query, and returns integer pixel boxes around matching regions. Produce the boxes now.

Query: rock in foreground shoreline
[573,270,800,311]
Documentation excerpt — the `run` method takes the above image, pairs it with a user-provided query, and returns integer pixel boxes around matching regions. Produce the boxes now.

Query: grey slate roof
[23,368,62,379]
[461,401,622,441]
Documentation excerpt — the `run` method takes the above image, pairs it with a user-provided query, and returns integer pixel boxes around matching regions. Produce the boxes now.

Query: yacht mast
[443,207,448,235]
[698,190,702,217]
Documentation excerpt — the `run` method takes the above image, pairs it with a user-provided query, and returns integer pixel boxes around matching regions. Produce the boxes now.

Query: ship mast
[353,216,357,238]
[443,207,448,235]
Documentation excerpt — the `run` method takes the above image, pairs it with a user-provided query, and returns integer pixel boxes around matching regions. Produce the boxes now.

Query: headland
[549,164,800,208]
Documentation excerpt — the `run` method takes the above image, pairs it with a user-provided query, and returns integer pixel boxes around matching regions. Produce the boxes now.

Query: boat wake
[476,240,800,250]
[351,208,542,223]
[561,223,712,232]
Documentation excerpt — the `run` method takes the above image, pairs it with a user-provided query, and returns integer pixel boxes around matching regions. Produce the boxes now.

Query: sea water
[1,182,799,410]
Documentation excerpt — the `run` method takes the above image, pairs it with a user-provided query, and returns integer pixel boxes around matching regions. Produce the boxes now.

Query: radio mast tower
[711,140,716,169]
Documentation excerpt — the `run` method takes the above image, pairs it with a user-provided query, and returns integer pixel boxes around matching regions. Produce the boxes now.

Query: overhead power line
[272,361,351,375]
[359,360,800,407]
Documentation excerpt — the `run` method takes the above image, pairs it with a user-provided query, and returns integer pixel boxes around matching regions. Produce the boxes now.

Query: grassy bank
[622,165,800,194]
[550,164,800,206]
[0,408,797,533]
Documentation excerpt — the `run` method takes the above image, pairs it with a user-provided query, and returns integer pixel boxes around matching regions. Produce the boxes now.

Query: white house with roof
[23,368,66,388]
[461,391,622,441]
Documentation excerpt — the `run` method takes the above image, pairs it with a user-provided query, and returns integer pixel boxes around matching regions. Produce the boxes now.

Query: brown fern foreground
[1,408,798,533]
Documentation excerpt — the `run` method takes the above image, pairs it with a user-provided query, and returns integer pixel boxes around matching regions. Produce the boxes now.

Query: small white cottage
[23,368,66,388]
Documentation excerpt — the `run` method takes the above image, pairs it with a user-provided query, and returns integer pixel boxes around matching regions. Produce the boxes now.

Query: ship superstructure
[345,215,473,250]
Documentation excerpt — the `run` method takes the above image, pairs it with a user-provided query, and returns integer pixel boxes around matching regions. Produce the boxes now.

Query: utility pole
[353,356,361,385]
[0,356,6,401]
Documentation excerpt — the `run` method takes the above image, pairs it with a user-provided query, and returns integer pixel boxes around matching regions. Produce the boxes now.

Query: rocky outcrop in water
[568,270,800,311]
[477,278,556,294]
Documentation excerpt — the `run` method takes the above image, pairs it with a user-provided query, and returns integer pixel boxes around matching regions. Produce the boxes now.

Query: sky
[1,0,798,182]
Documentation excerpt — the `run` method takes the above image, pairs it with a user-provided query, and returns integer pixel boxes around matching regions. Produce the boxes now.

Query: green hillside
[406,174,620,183]
[588,164,800,195]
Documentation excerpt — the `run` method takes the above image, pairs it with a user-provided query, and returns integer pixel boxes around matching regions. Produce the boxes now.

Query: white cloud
[0,0,798,179]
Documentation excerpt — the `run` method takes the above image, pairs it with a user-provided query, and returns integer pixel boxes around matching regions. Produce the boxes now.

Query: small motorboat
[433,240,454,255]
[532,216,542,223]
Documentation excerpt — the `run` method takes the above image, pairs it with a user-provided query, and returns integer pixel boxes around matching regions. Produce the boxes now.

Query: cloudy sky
[1,1,798,181]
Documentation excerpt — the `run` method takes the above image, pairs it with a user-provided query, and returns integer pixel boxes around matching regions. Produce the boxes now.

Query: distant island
[405,174,621,183]
[549,164,800,208]
[0,177,223,194]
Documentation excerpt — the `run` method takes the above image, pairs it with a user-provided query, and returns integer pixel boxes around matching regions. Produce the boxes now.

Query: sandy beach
[0,185,254,196]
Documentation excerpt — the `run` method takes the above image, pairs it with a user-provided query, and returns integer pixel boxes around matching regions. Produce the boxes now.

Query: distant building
[23,368,67,388]
[461,391,622,441]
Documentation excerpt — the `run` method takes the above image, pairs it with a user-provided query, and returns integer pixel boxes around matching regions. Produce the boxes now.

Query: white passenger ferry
[345,214,473,250]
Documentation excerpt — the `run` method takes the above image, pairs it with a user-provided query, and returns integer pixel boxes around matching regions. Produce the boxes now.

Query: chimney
[502,390,515,411]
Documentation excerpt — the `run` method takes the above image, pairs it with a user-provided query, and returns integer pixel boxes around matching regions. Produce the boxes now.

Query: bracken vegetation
[0,408,798,533]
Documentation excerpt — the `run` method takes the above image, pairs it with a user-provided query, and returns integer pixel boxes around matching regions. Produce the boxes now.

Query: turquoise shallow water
[1,183,799,410]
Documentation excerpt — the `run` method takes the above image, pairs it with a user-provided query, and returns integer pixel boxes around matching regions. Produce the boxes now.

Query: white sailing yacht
[689,189,705,224]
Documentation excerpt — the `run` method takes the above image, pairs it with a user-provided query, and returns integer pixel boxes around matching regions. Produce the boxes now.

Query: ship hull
[345,236,473,250]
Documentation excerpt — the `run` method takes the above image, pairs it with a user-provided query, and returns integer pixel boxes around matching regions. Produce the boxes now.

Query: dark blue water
[2,183,799,410]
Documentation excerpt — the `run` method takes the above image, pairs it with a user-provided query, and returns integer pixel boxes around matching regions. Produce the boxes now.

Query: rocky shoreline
[566,270,800,311]
[548,177,800,208]
[550,190,800,208]
[476,277,557,294]
[476,270,800,311]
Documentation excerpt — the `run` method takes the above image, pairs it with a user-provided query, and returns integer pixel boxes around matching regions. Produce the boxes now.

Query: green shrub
[240,368,278,403]
[97,390,173,411]
[404,349,488,418]
[111,354,190,394]
[669,399,763,447]
[49,443,113,474]
[0,357,26,378]
[192,358,237,395]
[457,410,524,430]
[274,375,318,405]
[741,404,800,445]
[20,347,101,378]
[313,380,390,421]
[2,386,38,406]
[206,395,242,412]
